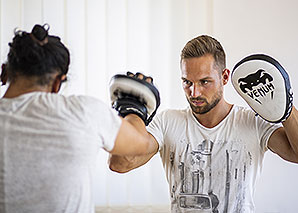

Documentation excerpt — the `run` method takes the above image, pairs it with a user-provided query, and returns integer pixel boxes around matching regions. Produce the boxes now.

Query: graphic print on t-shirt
[176,139,219,213]
[170,139,251,213]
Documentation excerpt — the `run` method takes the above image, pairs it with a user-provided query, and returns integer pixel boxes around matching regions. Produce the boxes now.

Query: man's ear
[51,74,66,93]
[222,69,230,85]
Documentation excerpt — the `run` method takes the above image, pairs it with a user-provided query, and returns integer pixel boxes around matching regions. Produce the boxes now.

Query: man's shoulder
[157,107,190,119]
[232,105,255,117]
[32,93,107,115]
[231,104,271,126]
[47,93,103,106]
[148,108,191,130]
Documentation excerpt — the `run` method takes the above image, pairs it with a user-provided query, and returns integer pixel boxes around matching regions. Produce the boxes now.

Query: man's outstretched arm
[108,72,160,171]
[109,129,159,173]
[108,114,158,156]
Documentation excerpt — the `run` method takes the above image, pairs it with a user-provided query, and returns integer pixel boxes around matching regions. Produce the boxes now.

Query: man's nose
[190,84,201,97]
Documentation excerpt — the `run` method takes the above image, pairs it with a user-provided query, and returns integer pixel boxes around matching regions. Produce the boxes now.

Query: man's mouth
[190,99,206,106]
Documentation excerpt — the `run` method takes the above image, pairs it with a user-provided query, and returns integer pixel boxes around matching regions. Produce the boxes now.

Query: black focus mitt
[109,72,160,125]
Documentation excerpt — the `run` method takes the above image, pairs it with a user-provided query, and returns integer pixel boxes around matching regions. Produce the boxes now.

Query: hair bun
[31,24,49,42]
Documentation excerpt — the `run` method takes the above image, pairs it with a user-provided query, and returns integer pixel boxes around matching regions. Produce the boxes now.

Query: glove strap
[113,97,148,124]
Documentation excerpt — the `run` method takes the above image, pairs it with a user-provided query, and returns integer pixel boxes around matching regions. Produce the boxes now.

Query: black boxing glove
[109,73,160,125]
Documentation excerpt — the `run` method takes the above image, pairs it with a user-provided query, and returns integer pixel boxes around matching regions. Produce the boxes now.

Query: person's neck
[193,99,233,128]
[3,78,51,99]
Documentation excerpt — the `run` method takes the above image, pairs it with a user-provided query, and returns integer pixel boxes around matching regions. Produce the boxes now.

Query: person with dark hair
[109,35,298,212]
[0,24,159,213]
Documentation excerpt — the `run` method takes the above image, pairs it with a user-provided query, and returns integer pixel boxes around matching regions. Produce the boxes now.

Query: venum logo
[238,69,274,104]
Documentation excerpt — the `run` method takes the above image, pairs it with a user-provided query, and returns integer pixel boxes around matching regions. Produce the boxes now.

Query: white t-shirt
[0,92,122,213]
[147,105,281,213]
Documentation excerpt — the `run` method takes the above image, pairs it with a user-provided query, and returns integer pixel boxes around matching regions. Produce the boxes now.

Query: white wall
[1,0,298,212]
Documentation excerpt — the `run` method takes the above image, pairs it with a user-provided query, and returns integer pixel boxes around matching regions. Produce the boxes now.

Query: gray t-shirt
[147,105,281,213]
[0,92,121,213]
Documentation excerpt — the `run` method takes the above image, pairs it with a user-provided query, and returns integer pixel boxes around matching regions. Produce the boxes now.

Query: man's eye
[201,80,209,85]
[183,80,192,86]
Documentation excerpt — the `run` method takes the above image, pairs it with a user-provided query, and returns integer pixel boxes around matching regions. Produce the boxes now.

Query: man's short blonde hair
[180,35,226,72]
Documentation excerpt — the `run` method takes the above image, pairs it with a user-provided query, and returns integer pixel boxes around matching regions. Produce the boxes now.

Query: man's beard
[187,90,223,114]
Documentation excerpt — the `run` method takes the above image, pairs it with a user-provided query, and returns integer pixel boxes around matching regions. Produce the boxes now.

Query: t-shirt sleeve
[77,96,122,152]
[146,112,164,151]
[98,104,122,151]
[256,117,282,152]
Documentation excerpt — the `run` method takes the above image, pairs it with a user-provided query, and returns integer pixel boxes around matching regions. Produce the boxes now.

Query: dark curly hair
[4,24,70,85]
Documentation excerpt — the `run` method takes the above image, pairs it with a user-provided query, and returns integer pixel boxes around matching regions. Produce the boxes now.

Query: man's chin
[190,105,208,115]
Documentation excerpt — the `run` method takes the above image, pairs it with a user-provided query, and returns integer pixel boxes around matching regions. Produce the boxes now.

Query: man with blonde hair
[109,35,298,212]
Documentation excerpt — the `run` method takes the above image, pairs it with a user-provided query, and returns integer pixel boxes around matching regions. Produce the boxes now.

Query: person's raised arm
[107,72,160,172]
[232,54,298,163]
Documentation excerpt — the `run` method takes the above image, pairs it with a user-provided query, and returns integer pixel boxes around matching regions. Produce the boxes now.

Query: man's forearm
[109,114,159,172]
[109,152,156,173]
[283,106,298,155]
[124,114,159,155]
[124,114,147,136]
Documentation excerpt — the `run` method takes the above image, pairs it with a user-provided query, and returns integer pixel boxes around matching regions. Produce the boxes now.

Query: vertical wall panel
[64,0,86,95]
[105,0,129,206]
[106,0,127,78]
[23,0,43,31]
[85,0,108,101]
[186,0,213,37]
[148,0,171,110]
[43,0,65,39]
[126,0,150,74]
